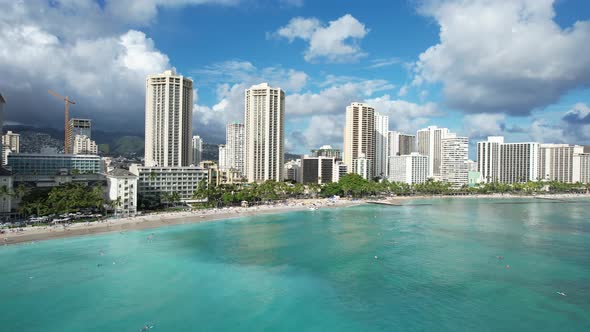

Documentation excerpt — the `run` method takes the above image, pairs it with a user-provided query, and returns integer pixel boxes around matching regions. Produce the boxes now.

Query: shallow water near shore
[2,198,590,331]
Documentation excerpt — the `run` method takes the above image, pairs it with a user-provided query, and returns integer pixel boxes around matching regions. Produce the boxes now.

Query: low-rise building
[388,153,428,185]
[106,169,138,216]
[129,164,208,205]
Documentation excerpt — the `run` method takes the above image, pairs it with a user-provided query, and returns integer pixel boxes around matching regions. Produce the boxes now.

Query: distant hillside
[4,125,303,160]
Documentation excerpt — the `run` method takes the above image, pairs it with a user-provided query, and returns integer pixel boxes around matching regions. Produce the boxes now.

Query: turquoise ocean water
[1,198,590,331]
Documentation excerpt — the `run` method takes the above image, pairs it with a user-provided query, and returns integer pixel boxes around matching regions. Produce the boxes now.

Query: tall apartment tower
[192,135,203,165]
[441,134,469,187]
[477,136,504,183]
[417,126,450,179]
[244,83,285,182]
[144,70,193,167]
[538,144,584,183]
[388,131,416,156]
[226,122,245,175]
[343,102,375,179]
[66,119,91,154]
[374,112,389,179]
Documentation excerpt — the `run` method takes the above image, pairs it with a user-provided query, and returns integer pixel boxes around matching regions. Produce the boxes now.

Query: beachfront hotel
[499,142,540,183]
[301,156,335,184]
[538,144,585,183]
[441,134,469,187]
[388,152,428,185]
[106,169,138,216]
[129,164,207,204]
[244,83,285,183]
[374,112,389,179]
[417,126,451,180]
[144,70,193,167]
[343,102,375,180]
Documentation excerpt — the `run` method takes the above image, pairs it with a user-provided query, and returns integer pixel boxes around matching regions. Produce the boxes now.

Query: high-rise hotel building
[441,134,469,187]
[477,136,504,183]
[374,112,389,179]
[226,122,245,176]
[66,119,91,154]
[417,126,450,179]
[388,131,416,157]
[244,83,285,182]
[144,70,193,167]
[499,142,540,183]
[538,144,584,183]
[343,103,375,179]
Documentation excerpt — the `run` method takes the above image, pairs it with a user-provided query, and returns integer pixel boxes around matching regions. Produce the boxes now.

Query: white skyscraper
[218,144,227,170]
[144,70,193,167]
[374,112,389,179]
[417,126,450,179]
[192,135,203,165]
[573,153,590,183]
[343,102,375,179]
[441,134,469,187]
[477,136,504,183]
[226,122,245,176]
[388,153,428,185]
[0,93,5,161]
[244,83,285,182]
[352,154,372,180]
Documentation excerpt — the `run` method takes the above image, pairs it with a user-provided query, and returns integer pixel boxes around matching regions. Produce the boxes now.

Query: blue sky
[1,0,590,156]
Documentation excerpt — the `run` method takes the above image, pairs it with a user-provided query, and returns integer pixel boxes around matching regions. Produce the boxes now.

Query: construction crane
[48,89,76,154]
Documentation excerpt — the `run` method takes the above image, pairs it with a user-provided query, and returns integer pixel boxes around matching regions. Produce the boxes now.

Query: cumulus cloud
[413,0,590,115]
[365,95,440,134]
[194,60,309,92]
[0,0,235,132]
[104,0,240,25]
[274,14,369,63]
[462,113,506,139]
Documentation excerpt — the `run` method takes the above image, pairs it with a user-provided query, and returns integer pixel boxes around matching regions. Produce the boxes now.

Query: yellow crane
[48,89,76,154]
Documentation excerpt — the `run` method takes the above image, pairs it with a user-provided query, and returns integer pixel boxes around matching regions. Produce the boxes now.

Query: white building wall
[573,154,590,183]
[192,136,203,166]
[218,144,227,170]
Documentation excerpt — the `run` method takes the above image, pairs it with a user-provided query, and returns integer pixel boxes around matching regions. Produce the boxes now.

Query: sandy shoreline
[1,199,362,246]
[3,193,589,246]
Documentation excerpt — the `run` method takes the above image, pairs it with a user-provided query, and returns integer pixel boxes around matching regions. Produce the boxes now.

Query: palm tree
[0,185,13,213]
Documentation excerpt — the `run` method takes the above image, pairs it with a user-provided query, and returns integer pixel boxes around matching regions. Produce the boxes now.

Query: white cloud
[365,95,440,134]
[367,57,401,69]
[286,80,394,116]
[194,60,309,92]
[462,113,506,139]
[413,0,590,115]
[104,0,240,25]
[274,14,369,63]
